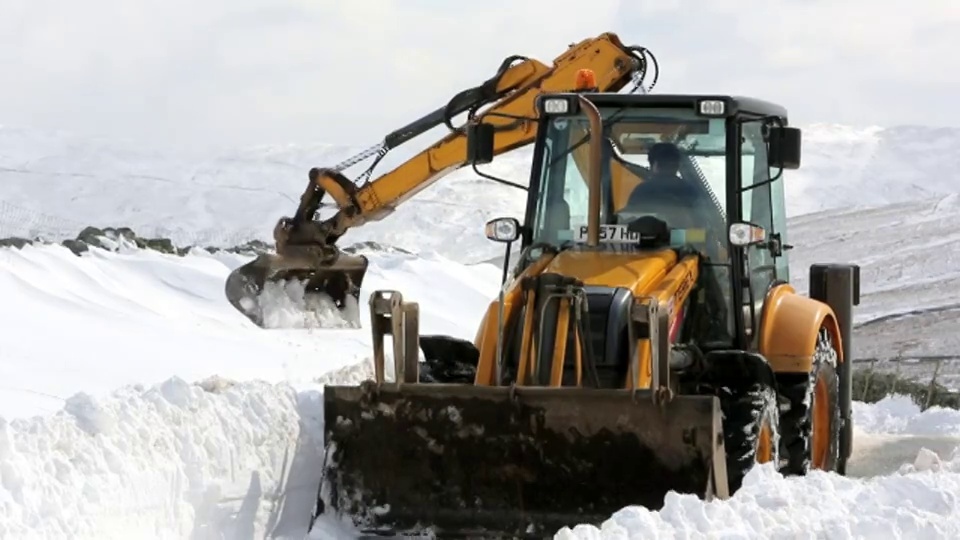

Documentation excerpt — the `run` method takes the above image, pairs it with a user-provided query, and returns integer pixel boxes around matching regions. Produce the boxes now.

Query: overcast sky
[2,0,958,152]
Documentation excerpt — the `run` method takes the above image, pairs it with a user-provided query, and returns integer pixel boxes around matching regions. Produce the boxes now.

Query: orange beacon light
[575,68,598,91]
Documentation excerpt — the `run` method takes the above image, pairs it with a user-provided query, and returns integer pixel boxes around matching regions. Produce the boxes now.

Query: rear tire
[719,381,780,494]
[778,327,841,475]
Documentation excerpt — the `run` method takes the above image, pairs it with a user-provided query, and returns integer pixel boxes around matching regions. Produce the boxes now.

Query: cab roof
[574,93,789,122]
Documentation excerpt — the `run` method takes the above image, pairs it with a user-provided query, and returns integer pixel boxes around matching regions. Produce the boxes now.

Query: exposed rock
[0,226,412,261]
[0,226,269,258]
[0,237,31,249]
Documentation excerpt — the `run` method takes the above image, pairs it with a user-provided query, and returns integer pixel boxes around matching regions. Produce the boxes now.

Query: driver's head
[648,142,681,175]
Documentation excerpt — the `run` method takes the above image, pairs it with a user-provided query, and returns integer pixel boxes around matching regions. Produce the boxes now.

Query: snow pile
[556,457,960,539]
[855,396,960,438]
[254,279,362,330]
[0,377,311,540]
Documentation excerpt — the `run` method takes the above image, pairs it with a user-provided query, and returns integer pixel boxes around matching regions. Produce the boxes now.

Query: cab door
[738,117,791,345]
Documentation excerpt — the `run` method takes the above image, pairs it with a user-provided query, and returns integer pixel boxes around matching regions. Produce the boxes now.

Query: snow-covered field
[2,121,960,539]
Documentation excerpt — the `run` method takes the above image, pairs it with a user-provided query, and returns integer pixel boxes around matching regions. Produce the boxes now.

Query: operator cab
[469,92,801,350]
[471,93,799,260]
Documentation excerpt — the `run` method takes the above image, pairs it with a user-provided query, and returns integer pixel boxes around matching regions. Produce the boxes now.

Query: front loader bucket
[318,382,728,538]
[224,250,368,328]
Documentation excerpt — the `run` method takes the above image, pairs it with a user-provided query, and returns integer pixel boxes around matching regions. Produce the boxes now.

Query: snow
[0,242,500,419]
[556,457,960,539]
[1,245,957,540]
[1,120,960,538]
[0,123,532,264]
[854,396,960,438]
[0,378,308,539]
[786,124,960,217]
[4,359,960,539]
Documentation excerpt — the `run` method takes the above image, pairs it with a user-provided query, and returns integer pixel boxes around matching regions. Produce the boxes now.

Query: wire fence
[852,356,960,410]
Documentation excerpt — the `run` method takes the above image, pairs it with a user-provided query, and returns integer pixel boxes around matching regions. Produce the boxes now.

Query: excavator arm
[225,32,658,328]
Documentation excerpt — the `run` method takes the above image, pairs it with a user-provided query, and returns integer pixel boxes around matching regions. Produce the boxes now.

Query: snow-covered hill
[787,124,960,216]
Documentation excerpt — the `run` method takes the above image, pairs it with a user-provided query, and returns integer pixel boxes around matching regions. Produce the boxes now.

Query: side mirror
[767,126,801,170]
[728,222,766,247]
[484,217,520,244]
[467,122,495,165]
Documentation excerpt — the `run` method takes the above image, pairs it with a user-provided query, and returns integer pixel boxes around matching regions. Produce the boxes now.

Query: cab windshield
[530,106,728,260]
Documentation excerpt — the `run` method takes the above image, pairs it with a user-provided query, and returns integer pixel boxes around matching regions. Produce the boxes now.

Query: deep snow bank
[0,242,501,419]
[0,376,322,540]
[854,396,960,438]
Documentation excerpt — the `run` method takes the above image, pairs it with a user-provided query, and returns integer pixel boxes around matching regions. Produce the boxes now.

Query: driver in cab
[620,142,726,260]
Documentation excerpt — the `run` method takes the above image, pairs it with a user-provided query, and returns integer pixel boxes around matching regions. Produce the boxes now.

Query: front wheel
[720,381,780,494]
[779,327,841,474]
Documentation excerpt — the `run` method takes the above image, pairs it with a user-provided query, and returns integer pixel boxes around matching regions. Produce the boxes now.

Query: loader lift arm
[226,32,659,327]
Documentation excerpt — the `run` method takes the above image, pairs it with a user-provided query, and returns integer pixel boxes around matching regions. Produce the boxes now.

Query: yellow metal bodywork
[473,250,840,386]
[473,248,701,389]
[759,283,843,373]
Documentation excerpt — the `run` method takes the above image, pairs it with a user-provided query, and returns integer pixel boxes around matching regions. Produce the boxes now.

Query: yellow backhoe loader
[223,32,861,539]
[314,99,861,537]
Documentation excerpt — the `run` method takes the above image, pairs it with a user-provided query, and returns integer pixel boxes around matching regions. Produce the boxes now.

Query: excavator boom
[225,32,657,327]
